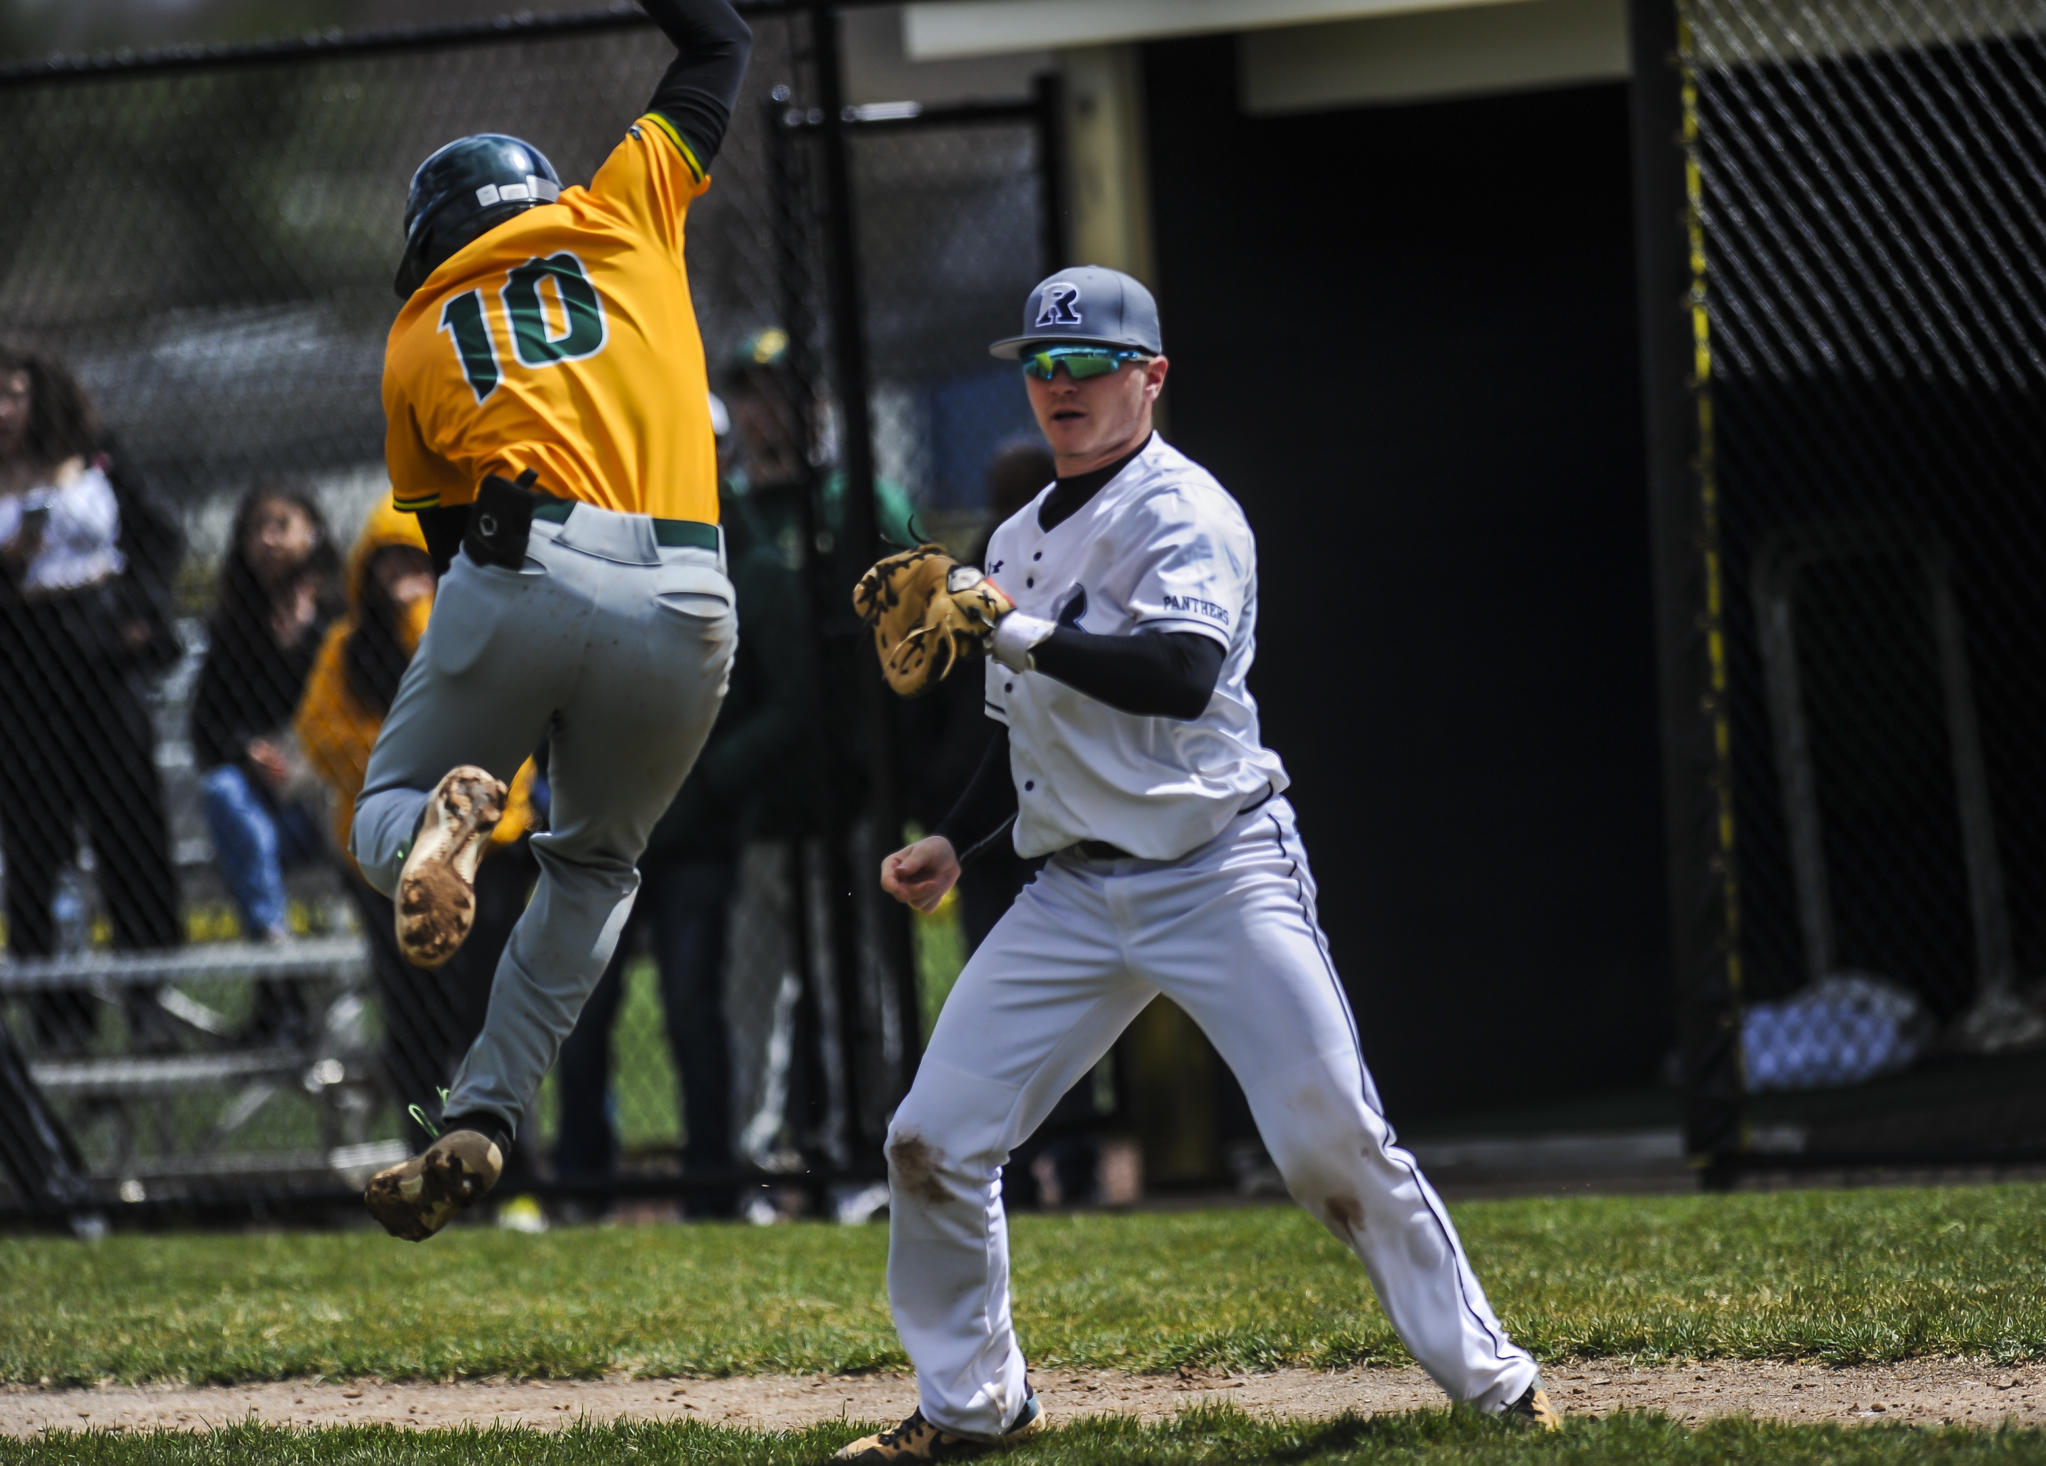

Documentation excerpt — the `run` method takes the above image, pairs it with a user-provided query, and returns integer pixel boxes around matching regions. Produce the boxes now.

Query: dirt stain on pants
[887,1131,952,1207]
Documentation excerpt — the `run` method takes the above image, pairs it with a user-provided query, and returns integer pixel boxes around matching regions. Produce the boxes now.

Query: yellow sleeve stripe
[392,489,441,512]
[640,112,706,183]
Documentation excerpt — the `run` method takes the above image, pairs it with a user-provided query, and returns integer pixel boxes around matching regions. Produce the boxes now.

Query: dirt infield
[5,1360,2044,1436]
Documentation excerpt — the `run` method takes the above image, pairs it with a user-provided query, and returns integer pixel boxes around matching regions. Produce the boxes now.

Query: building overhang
[903,0,1545,60]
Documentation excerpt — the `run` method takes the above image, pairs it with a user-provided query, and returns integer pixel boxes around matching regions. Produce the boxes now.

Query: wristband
[992,611,1056,672]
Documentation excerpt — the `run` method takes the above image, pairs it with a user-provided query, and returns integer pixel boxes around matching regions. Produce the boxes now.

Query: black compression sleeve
[1029,629,1225,720]
[640,0,753,164]
[933,723,1020,863]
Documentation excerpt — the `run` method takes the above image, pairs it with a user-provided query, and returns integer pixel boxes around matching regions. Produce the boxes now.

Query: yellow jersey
[382,114,716,523]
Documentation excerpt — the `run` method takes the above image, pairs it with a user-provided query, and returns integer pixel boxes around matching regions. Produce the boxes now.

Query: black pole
[1626,0,1744,1175]
[812,4,877,600]
[811,2,919,1152]
[760,87,837,1162]
[1033,69,1070,273]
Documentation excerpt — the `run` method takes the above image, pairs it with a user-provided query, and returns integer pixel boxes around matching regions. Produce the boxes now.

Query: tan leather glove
[852,544,1016,698]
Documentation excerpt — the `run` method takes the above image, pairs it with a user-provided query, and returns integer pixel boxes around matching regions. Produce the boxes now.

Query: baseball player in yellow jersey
[351,0,752,1240]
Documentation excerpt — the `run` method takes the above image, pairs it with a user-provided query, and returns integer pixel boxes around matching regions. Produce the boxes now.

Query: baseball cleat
[363,1129,504,1241]
[395,766,506,968]
[832,1391,1042,1462]
[1500,1381,1562,1431]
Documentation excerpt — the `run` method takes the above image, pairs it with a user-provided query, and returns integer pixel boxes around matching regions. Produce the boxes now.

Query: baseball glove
[853,545,1014,698]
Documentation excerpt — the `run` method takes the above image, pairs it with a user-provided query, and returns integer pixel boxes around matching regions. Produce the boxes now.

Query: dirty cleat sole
[363,1129,504,1241]
[395,766,506,969]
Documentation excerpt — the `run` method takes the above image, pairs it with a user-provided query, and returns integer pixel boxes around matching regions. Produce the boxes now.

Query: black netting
[0,13,1058,1225]
[1682,0,2046,1159]
[853,115,1051,546]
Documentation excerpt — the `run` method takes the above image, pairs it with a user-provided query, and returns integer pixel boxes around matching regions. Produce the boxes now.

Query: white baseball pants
[885,797,1537,1439]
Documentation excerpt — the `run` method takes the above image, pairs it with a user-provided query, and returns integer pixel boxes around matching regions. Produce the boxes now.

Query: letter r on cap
[1035,283,1083,328]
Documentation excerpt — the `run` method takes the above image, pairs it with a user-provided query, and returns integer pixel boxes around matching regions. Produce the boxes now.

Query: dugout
[903,0,1669,1166]
[1137,37,1665,1134]
[908,0,1673,1155]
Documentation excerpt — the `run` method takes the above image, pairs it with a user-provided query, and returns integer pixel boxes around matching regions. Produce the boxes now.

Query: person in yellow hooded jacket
[297,496,539,1155]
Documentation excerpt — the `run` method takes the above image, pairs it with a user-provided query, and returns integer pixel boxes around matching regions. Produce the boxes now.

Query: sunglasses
[1020,346,1151,381]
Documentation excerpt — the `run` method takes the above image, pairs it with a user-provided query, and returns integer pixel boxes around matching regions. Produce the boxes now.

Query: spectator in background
[554,409,812,1218]
[0,345,183,1056]
[720,328,921,560]
[296,495,540,1160]
[715,338,913,1177]
[190,485,344,1046]
[191,486,344,946]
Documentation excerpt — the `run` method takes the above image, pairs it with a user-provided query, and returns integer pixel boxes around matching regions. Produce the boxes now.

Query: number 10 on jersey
[439,251,610,403]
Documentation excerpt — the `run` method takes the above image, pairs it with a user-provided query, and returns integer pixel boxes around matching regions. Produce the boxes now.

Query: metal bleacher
[0,622,404,1215]
[1,939,396,1201]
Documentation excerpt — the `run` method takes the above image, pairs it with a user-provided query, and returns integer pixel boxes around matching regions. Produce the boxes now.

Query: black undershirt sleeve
[639,0,753,165]
[1030,628,1225,720]
[933,724,1021,863]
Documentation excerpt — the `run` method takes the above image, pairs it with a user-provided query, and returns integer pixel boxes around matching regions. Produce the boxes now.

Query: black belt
[1065,785,1280,865]
[531,494,719,551]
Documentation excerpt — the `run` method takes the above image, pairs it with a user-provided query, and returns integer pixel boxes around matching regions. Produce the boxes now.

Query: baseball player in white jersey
[836,266,1558,1462]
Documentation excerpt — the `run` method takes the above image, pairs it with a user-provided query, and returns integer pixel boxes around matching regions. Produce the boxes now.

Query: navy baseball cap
[989,266,1163,359]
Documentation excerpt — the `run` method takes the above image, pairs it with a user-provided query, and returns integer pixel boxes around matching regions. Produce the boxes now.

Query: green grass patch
[7,1184,2046,1387]
[10,1408,2046,1465]
[911,887,971,1041]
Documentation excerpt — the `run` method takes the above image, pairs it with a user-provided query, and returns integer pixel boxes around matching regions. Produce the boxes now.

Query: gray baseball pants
[351,505,735,1138]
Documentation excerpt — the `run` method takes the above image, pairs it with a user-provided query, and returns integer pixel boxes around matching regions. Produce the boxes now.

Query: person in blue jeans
[193,486,344,937]
[199,761,326,933]
[191,486,343,1037]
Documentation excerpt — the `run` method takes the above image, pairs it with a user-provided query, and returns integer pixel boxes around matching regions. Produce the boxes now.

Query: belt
[1063,785,1280,865]
[531,495,720,551]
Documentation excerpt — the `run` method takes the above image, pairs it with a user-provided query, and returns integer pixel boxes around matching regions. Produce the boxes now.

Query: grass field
[8,1408,2046,1465]
[6,1184,2046,1387]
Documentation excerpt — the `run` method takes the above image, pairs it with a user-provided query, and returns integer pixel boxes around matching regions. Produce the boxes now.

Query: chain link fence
[1663,0,2046,1172]
[0,6,1062,1227]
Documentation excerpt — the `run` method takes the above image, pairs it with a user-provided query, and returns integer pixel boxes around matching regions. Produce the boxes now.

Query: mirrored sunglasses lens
[1022,349,1132,379]
[1064,353,1121,379]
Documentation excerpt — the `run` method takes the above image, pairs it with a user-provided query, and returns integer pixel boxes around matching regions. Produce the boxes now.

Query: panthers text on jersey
[383,113,717,523]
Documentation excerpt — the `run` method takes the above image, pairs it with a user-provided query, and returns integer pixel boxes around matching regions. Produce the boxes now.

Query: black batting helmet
[395,134,562,300]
